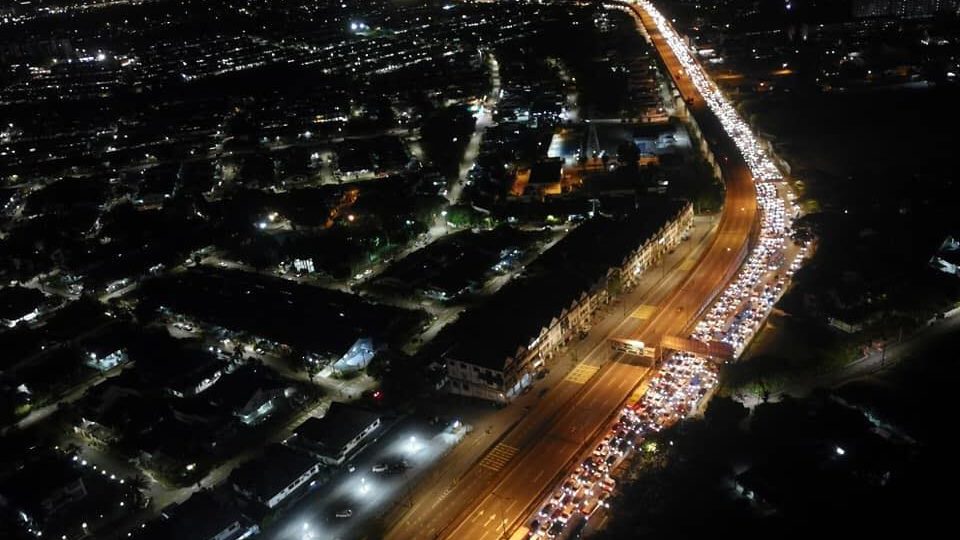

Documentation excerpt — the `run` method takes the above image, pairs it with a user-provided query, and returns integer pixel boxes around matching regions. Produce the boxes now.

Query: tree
[617,141,640,173]
[606,271,624,297]
[704,396,749,430]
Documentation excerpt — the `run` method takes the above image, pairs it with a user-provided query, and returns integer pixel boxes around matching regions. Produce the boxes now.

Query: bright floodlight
[406,435,423,454]
[835,446,845,456]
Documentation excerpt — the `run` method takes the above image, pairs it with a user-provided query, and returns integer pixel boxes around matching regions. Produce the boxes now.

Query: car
[550,508,564,522]
[581,498,599,518]
[388,461,409,474]
[335,509,353,518]
[372,463,389,473]
[347,464,356,473]
[601,477,616,493]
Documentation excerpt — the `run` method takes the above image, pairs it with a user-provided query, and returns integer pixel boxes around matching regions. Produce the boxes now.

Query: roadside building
[165,361,224,398]
[523,158,564,198]
[229,444,324,509]
[81,327,131,372]
[0,460,87,535]
[930,235,960,277]
[443,201,693,402]
[288,402,381,465]
[331,337,380,374]
[141,491,259,540]
[139,268,422,368]
[235,388,287,426]
[0,285,46,328]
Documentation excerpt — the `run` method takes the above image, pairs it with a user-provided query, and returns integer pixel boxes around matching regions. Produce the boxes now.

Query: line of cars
[633,0,784,182]
[631,352,718,431]
[632,0,808,357]
[519,4,809,539]
[529,437,620,538]
[692,181,807,355]
[524,351,720,539]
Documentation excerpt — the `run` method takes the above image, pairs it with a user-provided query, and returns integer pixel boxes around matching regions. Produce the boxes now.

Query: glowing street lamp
[407,435,421,454]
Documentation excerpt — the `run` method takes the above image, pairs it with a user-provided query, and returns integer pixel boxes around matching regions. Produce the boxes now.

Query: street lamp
[407,435,421,454]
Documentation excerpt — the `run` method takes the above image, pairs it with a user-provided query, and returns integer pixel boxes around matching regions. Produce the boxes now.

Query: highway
[380,215,719,540]
[427,2,762,539]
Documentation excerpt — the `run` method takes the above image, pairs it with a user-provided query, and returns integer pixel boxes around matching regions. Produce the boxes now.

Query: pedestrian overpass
[610,335,733,363]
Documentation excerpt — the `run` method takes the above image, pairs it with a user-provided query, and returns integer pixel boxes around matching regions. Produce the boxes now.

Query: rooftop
[229,444,320,503]
[139,268,423,355]
[0,285,45,322]
[293,402,381,456]
[143,491,253,540]
[443,200,686,371]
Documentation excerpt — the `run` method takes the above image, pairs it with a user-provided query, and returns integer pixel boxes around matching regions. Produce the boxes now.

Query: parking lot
[263,416,469,540]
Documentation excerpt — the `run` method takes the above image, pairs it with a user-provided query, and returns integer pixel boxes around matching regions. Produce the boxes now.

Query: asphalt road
[381,216,718,540]
[426,3,762,539]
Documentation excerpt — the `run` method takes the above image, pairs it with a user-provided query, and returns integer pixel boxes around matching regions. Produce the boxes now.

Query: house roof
[229,444,319,501]
[0,457,83,520]
[293,402,380,457]
[144,491,252,540]
[528,159,563,185]
[0,285,45,321]
[443,201,685,371]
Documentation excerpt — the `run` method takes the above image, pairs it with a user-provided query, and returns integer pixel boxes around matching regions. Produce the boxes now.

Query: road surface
[380,216,718,540]
[425,3,761,539]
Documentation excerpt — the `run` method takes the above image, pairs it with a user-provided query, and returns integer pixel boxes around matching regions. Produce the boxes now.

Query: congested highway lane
[382,217,721,540]
[436,2,762,539]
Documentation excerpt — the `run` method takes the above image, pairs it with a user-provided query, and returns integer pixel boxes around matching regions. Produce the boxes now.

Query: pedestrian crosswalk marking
[565,363,600,384]
[480,443,518,472]
[630,304,657,320]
